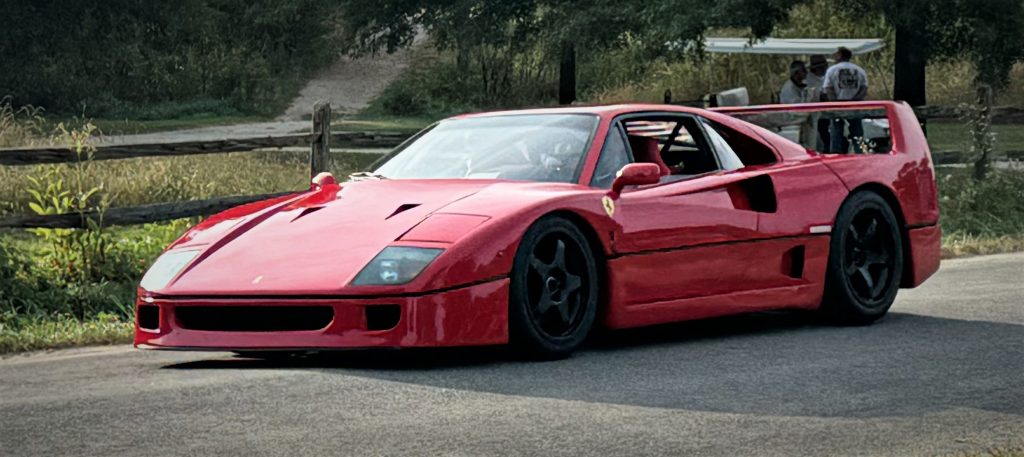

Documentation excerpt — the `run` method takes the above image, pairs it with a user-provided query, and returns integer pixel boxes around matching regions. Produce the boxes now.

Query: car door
[607,113,767,307]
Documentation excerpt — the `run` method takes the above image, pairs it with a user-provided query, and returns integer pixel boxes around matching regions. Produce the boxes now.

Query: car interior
[589,114,780,189]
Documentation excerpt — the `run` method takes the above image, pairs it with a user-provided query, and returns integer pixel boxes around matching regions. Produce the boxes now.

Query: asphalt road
[2,253,1022,457]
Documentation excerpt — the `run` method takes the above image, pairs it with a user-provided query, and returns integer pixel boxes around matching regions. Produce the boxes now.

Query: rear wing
[711,101,929,158]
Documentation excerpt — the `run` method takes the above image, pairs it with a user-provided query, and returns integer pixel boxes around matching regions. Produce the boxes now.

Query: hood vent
[290,206,325,222]
[386,203,421,220]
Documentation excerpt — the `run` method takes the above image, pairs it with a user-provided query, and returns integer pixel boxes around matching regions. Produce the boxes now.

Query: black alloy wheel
[509,216,599,359]
[822,191,904,325]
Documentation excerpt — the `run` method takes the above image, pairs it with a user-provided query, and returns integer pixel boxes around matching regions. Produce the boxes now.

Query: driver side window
[622,115,720,182]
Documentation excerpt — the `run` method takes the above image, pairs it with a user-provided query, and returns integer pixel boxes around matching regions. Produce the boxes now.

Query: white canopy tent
[702,38,885,55]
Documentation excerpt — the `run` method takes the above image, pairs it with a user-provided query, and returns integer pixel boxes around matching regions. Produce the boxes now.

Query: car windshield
[371,114,598,183]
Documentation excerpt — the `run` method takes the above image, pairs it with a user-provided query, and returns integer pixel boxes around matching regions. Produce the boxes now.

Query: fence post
[311,101,331,180]
[972,84,993,181]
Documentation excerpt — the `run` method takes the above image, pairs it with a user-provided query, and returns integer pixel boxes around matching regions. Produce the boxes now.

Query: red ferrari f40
[135,101,940,358]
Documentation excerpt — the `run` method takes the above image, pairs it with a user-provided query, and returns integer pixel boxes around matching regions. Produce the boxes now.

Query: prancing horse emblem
[601,196,615,217]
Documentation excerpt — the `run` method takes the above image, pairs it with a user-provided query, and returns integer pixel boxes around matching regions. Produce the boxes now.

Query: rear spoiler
[711,101,928,157]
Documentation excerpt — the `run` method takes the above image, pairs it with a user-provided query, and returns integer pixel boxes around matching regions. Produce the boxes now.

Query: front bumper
[134,279,509,350]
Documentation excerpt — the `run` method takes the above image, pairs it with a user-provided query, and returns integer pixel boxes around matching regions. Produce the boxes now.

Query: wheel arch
[843,183,914,288]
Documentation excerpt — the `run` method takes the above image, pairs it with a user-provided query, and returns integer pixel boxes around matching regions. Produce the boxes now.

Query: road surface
[2,253,1022,456]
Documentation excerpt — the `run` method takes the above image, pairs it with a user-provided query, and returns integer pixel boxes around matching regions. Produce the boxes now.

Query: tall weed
[0,96,46,147]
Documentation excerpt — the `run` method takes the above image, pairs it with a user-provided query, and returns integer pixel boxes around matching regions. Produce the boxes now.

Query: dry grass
[941,232,1024,259]
[0,315,132,354]
[0,97,47,147]
[0,151,381,217]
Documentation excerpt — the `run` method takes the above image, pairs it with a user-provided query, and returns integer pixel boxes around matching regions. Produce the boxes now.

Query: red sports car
[135,101,940,358]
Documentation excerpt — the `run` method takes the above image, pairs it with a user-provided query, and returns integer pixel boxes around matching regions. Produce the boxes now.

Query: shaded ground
[1,253,1022,456]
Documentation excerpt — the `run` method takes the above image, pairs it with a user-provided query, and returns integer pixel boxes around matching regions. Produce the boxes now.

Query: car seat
[627,135,670,176]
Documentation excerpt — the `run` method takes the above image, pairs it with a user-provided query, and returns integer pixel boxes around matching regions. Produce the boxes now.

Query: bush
[939,168,1024,236]
[366,45,557,118]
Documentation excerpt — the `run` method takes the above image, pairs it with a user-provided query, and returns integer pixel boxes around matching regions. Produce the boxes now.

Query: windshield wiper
[348,171,389,181]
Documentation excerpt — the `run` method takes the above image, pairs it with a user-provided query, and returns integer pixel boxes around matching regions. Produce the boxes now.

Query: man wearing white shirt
[780,60,809,104]
[823,47,868,152]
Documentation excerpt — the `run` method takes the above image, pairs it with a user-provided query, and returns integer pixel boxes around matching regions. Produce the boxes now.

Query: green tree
[335,0,806,105]
[0,0,340,116]
[839,0,1024,107]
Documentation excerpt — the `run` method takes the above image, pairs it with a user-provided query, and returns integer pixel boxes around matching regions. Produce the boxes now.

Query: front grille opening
[176,306,334,332]
[137,305,160,331]
[365,305,401,331]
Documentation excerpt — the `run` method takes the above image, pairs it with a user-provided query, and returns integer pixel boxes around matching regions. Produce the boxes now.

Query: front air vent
[365,305,401,331]
[138,305,160,331]
[176,306,333,332]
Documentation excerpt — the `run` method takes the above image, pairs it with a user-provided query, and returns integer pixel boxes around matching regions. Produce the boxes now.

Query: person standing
[823,47,868,152]
[780,60,809,104]
[807,54,830,150]
[806,55,829,98]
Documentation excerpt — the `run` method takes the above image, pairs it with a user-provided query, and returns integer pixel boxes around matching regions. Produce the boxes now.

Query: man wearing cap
[823,47,868,152]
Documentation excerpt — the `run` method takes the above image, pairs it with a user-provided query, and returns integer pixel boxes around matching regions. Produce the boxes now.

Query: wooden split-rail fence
[0,102,414,229]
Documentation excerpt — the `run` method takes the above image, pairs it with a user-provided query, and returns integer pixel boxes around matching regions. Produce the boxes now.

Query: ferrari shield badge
[601,196,615,217]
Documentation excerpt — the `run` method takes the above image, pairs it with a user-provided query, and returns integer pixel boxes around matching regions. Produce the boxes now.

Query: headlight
[139,250,200,291]
[352,247,443,286]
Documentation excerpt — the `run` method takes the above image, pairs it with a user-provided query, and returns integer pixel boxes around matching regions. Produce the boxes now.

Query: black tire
[509,216,600,359]
[821,191,904,325]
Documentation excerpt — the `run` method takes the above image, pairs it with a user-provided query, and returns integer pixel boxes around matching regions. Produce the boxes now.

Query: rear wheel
[821,191,904,324]
[509,216,599,359]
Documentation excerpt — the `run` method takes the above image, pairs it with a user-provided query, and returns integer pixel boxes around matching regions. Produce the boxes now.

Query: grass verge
[942,233,1024,258]
[927,122,1024,155]
[0,315,132,354]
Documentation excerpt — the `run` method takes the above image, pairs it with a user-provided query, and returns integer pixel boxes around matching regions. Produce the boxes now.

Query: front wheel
[509,216,599,359]
[821,191,904,325]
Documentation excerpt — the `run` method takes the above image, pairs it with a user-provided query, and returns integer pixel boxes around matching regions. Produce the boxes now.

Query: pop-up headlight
[139,250,201,291]
[352,247,443,286]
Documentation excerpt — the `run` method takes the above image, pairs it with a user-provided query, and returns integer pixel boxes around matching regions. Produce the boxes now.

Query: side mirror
[311,171,336,189]
[610,163,663,198]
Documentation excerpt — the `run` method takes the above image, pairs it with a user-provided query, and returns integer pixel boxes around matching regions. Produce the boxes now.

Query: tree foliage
[0,0,341,116]
[838,0,1024,104]
[336,0,810,105]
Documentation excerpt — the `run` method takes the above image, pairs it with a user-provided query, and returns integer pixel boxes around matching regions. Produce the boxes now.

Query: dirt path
[278,37,423,120]
[97,37,422,145]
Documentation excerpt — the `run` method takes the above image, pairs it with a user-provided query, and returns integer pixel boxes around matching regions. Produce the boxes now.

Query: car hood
[157,179,501,296]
